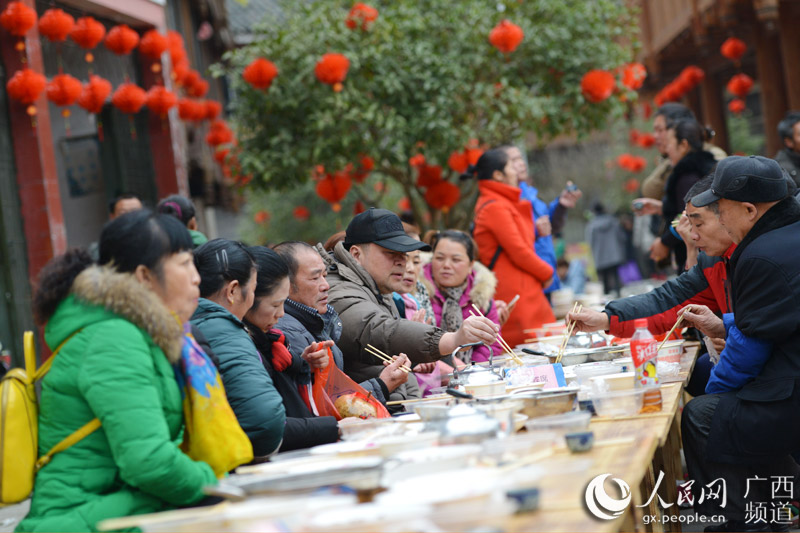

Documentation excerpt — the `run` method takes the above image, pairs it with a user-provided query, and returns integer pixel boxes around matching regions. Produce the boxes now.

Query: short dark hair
[273,241,315,285]
[109,193,141,214]
[684,175,715,204]
[33,248,93,325]
[777,111,800,141]
[655,103,695,128]
[430,230,477,262]
[194,239,255,298]
[99,209,193,275]
[247,246,289,305]
[157,194,196,226]
[670,118,706,152]
[459,148,509,181]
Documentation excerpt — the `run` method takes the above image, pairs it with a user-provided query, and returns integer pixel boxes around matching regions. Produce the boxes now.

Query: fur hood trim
[71,265,183,363]
[419,254,498,310]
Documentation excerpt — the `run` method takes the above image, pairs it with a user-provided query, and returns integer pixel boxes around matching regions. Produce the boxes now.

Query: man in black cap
[679,156,800,532]
[323,208,500,403]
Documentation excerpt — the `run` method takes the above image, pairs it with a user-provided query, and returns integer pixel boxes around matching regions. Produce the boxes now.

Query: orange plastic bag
[311,348,341,420]
[312,350,390,419]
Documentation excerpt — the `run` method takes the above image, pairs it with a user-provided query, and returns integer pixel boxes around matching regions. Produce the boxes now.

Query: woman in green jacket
[190,239,286,458]
[18,211,218,532]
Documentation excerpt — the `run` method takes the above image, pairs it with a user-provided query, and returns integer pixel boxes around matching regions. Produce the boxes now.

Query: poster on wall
[60,135,103,198]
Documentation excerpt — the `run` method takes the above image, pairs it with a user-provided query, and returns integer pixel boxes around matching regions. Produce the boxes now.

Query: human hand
[649,239,670,262]
[678,305,725,339]
[412,362,436,374]
[559,182,582,208]
[535,215,552,237]
[379,353,410,392]
[675,212,692,242]
[710,337,726,354]
[495,300,510,325]
[409,308,427,323]
[632,197,663,216]
[542,276,555,290]
[566,308,610,333]
[455,315,499,347]
[301,340,333,369]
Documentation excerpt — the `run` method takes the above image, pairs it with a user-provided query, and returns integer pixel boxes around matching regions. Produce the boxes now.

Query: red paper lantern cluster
[654,66,705,106]
[146,86,177,116]
[345,3,378,31]
[726,73,753,98]
[70,16,106,62]
[489,20,524,54]
[206,119,234,146]
[6,68,46,105]
[425,181,460,212]
[111,83,146,114]
[617,154,646,173]
[621,63,647,90]
[316,172,352,211]
[728,99,746,115]
[352,155,374,183]
[720,37,747,62]
[416,164,443,188]
[38,8,74,42]
[105,24,139,55]
[77,75,111,114]
[315,53,350,91]
[139,30,167,59]
[581,70,615,103]
[243,58,278,90]
[0,1,37,37]
[46,74,82,107]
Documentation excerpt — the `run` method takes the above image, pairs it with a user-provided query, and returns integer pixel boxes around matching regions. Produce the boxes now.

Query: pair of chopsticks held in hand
[469,304,524,365]
[557,302,583,364]
[365,344,412,373]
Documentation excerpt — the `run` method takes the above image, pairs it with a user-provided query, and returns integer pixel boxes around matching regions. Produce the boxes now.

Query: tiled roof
[225,0,282,44]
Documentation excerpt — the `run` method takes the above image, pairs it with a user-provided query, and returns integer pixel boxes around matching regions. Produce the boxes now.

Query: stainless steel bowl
[511,389,577,419]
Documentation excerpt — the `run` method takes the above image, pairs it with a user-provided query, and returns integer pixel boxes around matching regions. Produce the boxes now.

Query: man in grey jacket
[274,241,411,405]
[324,208,500,391]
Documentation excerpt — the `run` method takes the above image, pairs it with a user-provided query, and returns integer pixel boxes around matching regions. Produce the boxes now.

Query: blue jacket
[519,183,560,293]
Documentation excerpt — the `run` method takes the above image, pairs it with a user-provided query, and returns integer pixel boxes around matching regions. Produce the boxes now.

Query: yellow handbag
[0,331,99,504]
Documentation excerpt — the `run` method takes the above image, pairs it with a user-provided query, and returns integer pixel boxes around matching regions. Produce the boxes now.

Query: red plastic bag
[313,350,390,419]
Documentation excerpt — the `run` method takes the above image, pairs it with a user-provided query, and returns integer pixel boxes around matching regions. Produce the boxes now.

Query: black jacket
[707,197,800,463]
[245,321,339,452]
[661,150,716,271]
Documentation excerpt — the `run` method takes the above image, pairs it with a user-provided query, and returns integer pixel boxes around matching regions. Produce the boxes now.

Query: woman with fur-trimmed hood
[419,230,504,362]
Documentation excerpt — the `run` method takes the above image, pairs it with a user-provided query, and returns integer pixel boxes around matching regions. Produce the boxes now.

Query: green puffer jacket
[190,298,285,457]
[17,266,217,533]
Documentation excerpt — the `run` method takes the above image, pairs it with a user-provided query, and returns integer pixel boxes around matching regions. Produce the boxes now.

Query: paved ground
[0,500,27,532]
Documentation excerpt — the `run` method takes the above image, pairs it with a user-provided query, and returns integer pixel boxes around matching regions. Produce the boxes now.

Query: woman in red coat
[466,148,555,347]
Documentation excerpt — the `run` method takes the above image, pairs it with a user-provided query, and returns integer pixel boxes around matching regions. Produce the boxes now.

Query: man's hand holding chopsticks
[566,308,610,333]
[379,353,410,392]
[678,304,725,339]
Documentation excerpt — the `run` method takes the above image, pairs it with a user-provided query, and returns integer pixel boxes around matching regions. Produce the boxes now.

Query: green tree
[219,0,639,233]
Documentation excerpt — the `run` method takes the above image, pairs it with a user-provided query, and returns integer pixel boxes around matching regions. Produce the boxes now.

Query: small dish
[565,431,594,453]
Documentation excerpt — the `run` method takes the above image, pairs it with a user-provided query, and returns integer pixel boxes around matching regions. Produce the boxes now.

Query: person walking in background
[468,148,554,346]
[584,202,627,296]
[158,194,208,248]
[775,111,800,184]
[87,193,143,261]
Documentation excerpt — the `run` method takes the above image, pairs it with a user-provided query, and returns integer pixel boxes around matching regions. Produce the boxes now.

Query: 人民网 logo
[585,473,632,520]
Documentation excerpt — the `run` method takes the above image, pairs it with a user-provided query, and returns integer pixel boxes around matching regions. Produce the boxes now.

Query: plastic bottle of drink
[630,318,662,412]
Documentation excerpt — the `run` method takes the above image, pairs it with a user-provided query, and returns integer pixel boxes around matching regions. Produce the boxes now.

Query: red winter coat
[473,180,555,347]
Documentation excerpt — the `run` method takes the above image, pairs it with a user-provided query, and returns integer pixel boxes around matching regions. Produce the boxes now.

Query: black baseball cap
[343,208,431,252]
[692,155,788,207]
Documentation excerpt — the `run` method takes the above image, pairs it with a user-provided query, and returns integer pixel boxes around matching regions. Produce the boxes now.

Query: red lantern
[629,156,646,173]
[254,210,270,224]
[145,86,177,116]
[360,155,374,172]
[111,83,146,114]
[621,63,647,90]
[177,98,204,121]
[0,1,36,37]
[398,197,411,211]
[70,17,105,50]
[105,24,139,55]
[6,68,46,105]
[77,75,111,114]
[214,148,230,164]
[293,206,310,221]
[139,30,167,59]
[206,119,234,146]
[167,30,185,62]
[637,133,656,149]
[172,59,190,85]
[352,155,374,183]
[489,20,524,54]
[720,37,746,62]
[316,173,352,210]
[424,181,460,212]
[617,153,634,171]
[623,178,640,194]
[728,99,746,115]
[46,74,82,107]
[187,77,209,98]
[353,200,366,215]
[243,58,278,90]
[314,53,349,91]
[581,70,616,103]
[448,150,469,173]
[204,100,222,120]
[409,154,426,167]
[727,73,753,98]
[345,3,378,31]
[416,164,443,188]
[38,8,74,42]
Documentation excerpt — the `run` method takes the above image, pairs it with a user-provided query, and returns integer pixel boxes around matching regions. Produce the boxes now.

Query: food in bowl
[591,387,646,418]
[335,394,378,419]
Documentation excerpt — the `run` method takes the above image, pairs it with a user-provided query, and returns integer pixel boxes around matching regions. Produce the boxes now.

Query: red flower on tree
[720,37,746,62]
[46,74,82,107]
[242,58,278,90]
[139,30,168,59]
[0,1,37,36]
[424,181,460,212]
[727,73,753,98]
[621,63,647,90]
[254,210,270,224]
[105,24,140,55]
[409,154,426,167]
[345,3,378,31]
[728,99,746,115]
[489,20,524,54]
[77,75,111,114]
[38,8,74,42]
[293,206,310,221]
[314,53,350,92]
[581,70,615,103]
[316,172,352,211]
[6,68,46,105]
[70,16,105,50]
[145,86,177,116]
[111,83,146,114]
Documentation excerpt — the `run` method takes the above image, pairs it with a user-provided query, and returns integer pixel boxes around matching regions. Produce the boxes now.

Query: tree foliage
[219,0,640,231]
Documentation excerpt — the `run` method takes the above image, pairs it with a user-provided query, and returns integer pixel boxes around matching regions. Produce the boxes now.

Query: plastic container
[591,387,646,418]
[572,362,626,385]
[524,410,591,434]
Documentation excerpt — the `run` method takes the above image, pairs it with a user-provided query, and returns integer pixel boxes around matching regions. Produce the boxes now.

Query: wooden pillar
[0,0,66,284]
[699,70,730,154]
[754,21,789,156]
[777,1,800,110]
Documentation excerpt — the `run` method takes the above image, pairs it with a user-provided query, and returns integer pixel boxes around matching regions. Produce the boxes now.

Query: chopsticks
[365,344,411,373]
[658,305,690,352]
[470,304,524,365]
[555,302,582,364]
